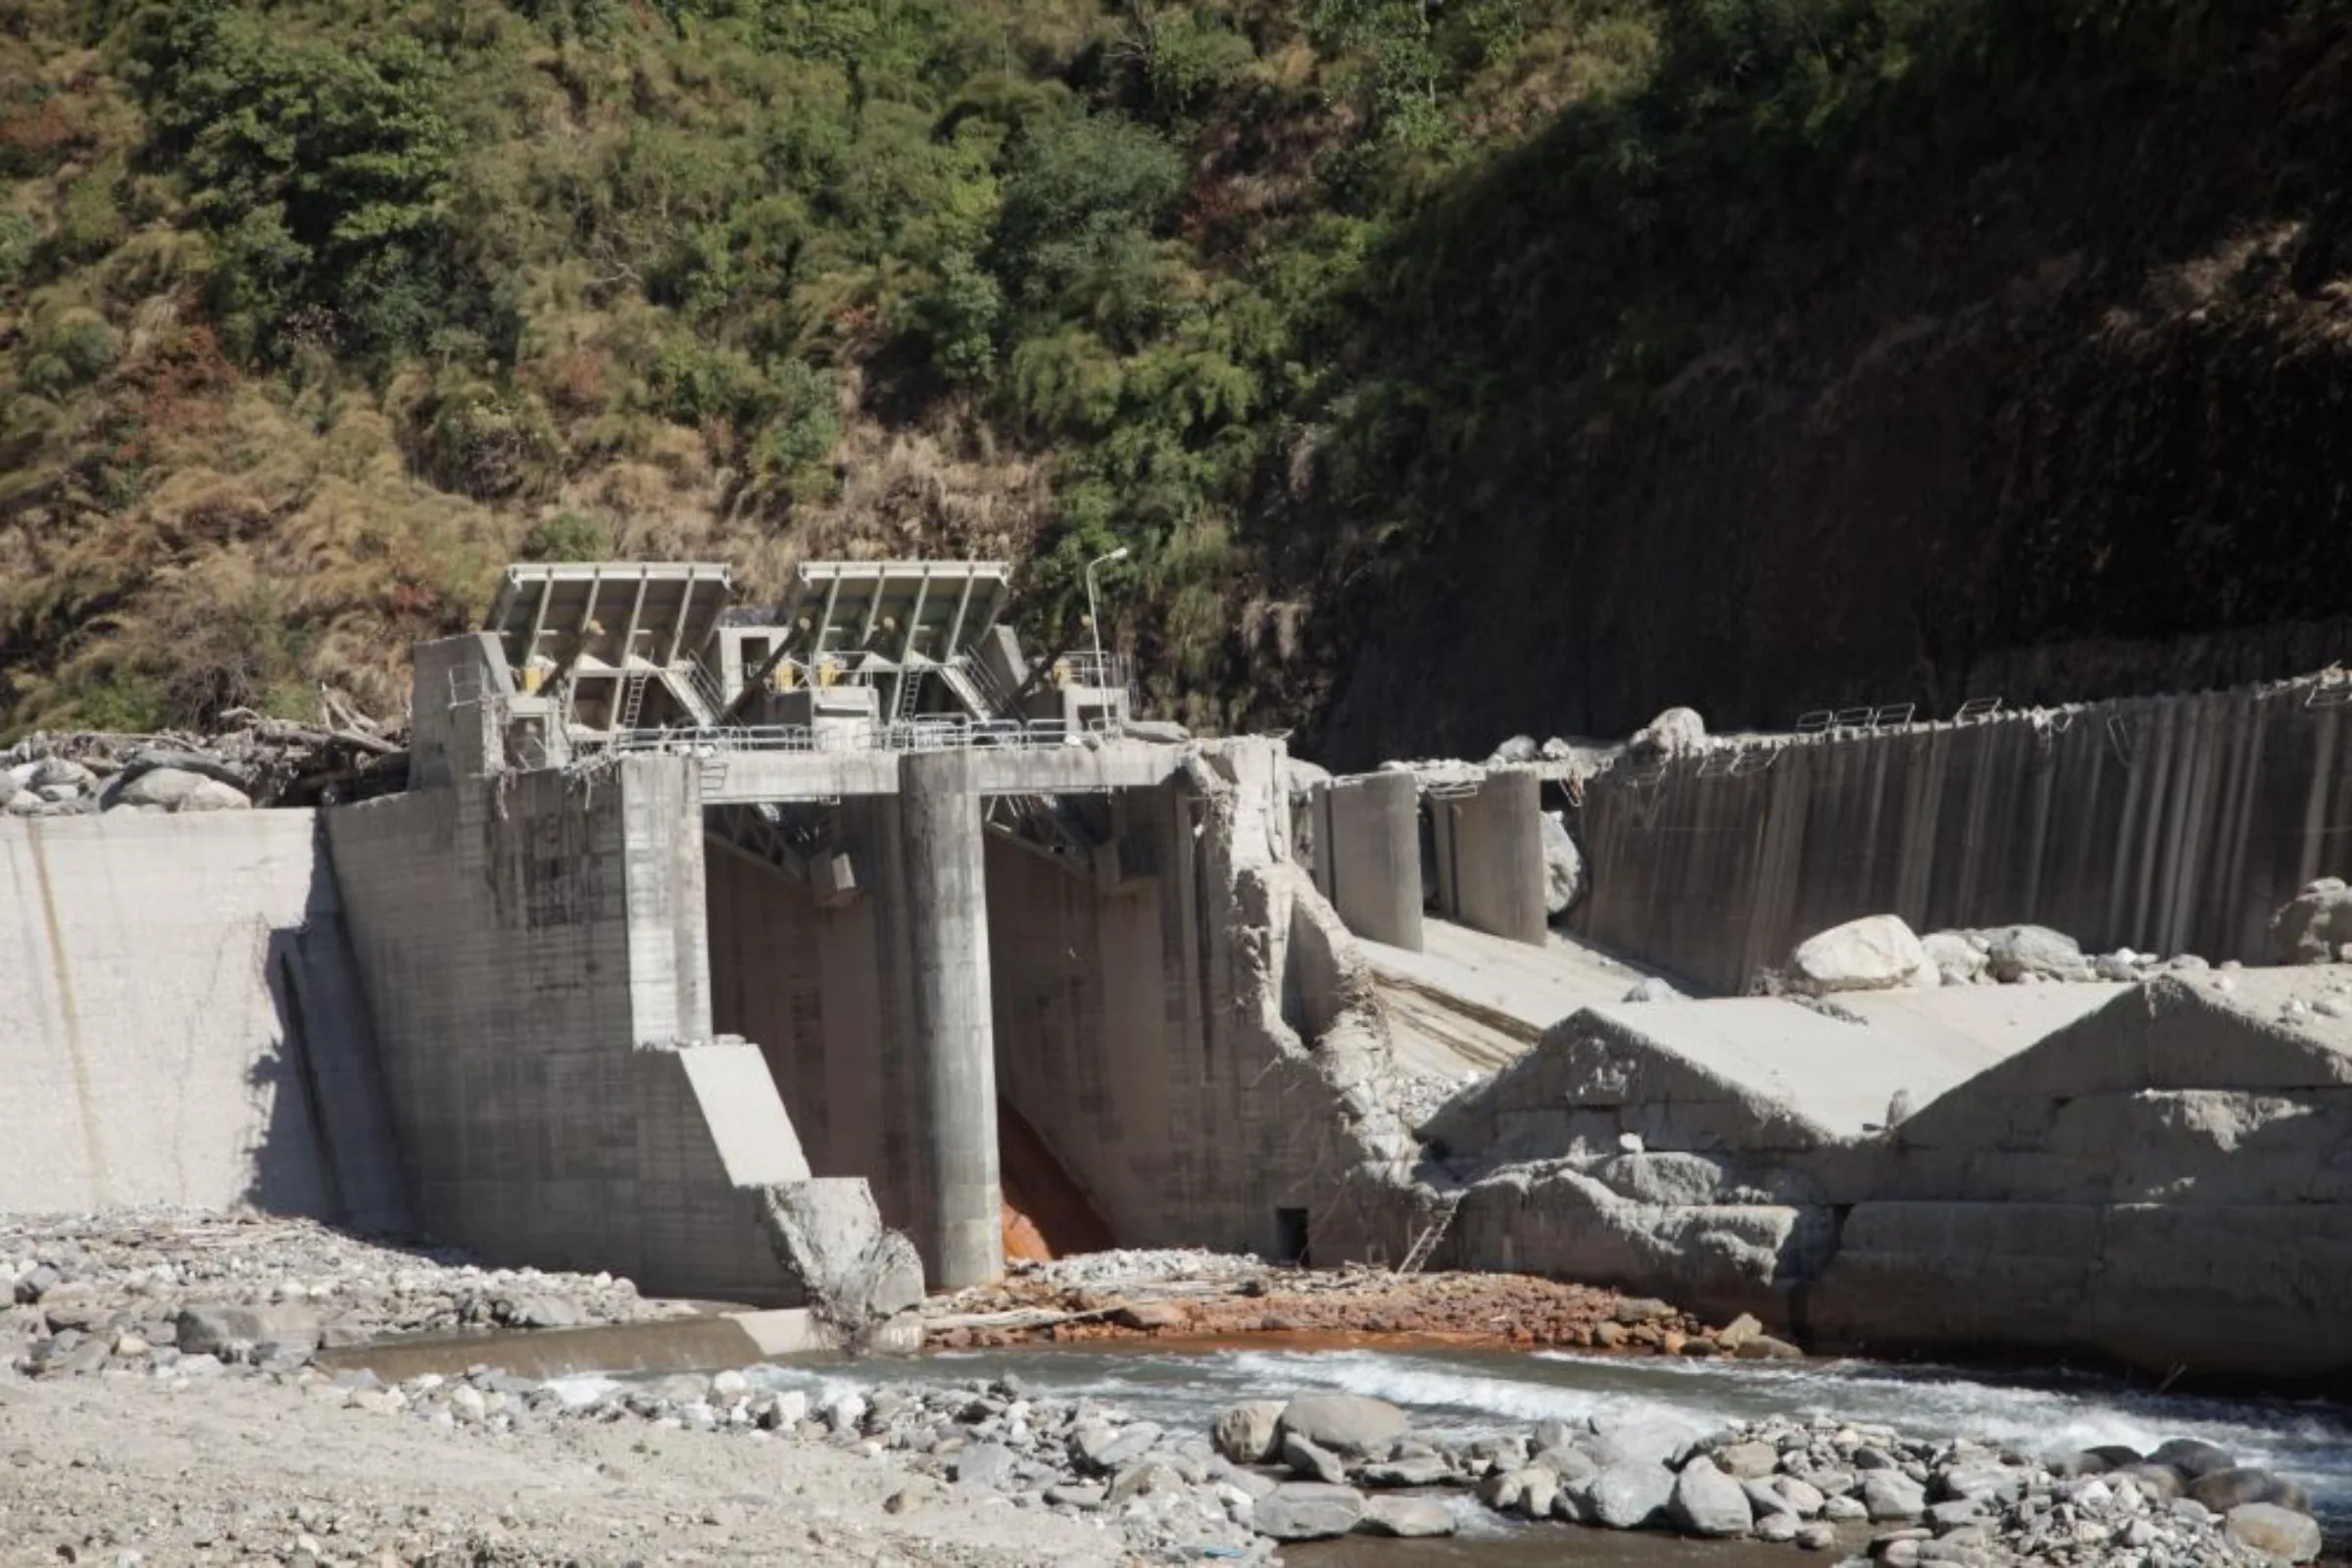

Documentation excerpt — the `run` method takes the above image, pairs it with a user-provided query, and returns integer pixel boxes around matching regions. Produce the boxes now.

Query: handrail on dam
[589,715,1096,760]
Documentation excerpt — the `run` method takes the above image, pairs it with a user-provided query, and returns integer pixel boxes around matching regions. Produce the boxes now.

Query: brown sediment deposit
[922,1263,1788,1361]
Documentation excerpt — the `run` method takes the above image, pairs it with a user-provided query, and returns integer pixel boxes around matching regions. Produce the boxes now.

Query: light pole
[1084,545,1128,683]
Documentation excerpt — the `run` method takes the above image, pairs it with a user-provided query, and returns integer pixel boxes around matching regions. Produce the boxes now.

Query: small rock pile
[3,1208,684,1374]
[1211,1398,2325,1565]
[1921,924,2197,988]
[1780,915,2201,996]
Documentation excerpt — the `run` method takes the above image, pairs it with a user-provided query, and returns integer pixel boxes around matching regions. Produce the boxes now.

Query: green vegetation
[0,0,2315,735]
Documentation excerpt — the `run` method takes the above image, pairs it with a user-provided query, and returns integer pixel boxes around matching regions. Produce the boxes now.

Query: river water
[555,1341,2352,1558]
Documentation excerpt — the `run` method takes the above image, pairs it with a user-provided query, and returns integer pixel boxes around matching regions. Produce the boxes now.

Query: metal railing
[1795,702,1918,734]
[593,714,1089,759]
[1053,650,1135,694]
[677,659,728,723]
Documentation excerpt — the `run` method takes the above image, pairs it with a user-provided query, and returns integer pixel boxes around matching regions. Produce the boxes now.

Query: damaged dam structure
[6,558,2352,1382]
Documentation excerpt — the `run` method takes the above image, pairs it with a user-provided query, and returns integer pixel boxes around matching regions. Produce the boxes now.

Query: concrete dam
[6,557,2351,1383]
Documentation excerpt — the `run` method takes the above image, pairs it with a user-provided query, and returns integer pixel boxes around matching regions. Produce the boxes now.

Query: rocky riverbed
[10,1304,2331,1564]
[2,1219,2335,1565]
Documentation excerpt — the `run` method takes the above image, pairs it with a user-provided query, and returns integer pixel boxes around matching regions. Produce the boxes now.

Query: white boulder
[116,767,252,813]
[1789,915,1936,994]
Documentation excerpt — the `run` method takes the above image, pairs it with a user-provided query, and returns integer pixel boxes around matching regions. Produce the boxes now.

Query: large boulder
[1212,1400,1285,1465]
[1587,1416,1701,1470]
[1862,1472,1928,1522]
[174,1304,321,1361]
[2226,1502,2322,1562]
[1276,1394,1409,1458]
[2147,1438,2237,1479]
[1281,1431,1348,1486]
[1250,1483,1366,1541]
[2189,1467,2309,1513]
[116,766,252,813]
[1630,708,1707,758]
[1789,915,1936,994]
[1579,1460,1676,1530]
[1923,930,1988,986]
[1541,810,1587,916]
[1984,924,2092,983]
[28,758,96,793]
[756,1179,923,1335]
[1360,1495,1456,1538]
[2271,878,2352,964]
[1668,1457,1754,1537]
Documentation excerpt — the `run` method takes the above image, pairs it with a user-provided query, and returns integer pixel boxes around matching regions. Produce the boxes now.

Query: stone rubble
[1,713,408,815]
[1189,1398,2326,1565]
[2,1207,687,1367]
[1775,915,2218,994]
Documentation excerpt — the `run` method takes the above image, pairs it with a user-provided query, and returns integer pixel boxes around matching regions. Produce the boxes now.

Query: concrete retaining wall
[326,760,804,1302]
[0,812,406,1231]
[1575,680,2352,993]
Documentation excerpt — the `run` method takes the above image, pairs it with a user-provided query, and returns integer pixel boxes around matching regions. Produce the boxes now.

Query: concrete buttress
[899,751,1004,1288]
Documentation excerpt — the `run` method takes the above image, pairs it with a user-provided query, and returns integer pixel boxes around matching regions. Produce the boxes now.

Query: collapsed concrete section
[1420,968,2352,1378]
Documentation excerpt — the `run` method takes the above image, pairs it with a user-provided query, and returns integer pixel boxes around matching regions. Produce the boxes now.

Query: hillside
[3,0,2348,750]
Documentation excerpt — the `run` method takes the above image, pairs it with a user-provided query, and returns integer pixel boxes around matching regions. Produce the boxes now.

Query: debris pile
[2,1208,684,1368]
[1772,915,2209,995]
[1,705,407,815]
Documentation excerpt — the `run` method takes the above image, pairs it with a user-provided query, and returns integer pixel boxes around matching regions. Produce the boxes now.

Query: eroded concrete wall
[1575,682,2352,993]
[0,811,406,1229]
[1434,971,2352,1379]
[327,760,799,1301]
[985,743,1429,1263]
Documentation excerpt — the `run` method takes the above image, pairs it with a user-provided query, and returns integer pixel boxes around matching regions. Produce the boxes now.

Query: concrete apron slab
[314,1308,841,1383]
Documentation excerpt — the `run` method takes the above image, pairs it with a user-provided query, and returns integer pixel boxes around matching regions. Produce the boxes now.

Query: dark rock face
[1297,20,2352,765]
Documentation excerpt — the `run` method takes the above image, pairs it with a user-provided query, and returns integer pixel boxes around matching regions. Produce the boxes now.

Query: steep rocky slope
[1300,8,2352,760]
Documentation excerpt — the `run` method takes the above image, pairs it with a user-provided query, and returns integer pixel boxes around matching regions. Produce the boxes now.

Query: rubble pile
[0,707,407,816]
[2,1208,685,1365]
[1297,1402,2327,1565]
[1774,914,2218,997]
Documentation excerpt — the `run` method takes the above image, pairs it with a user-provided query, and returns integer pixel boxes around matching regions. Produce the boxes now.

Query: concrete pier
[1310,772,1425,951]
[899,752,1004,1289]
[1433,770,1547,946]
